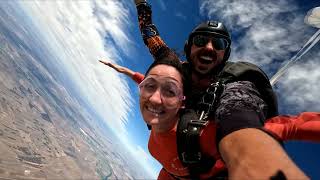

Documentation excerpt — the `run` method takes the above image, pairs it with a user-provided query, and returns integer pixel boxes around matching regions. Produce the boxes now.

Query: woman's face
[139,64,184,132]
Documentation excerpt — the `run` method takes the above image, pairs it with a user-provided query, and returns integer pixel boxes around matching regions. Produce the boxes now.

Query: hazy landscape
[0,3,149,180]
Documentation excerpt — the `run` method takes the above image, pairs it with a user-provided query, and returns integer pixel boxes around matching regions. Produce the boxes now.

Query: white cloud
[175,12,187,21]
[199,0,308,68]
[129,145,160,178]
[277,51,320,111]
[157,0,167,11]
[20,0,134,137]
[199,0,320,113]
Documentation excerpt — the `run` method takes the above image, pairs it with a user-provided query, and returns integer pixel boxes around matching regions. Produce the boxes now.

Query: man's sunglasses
[192,34,229,50]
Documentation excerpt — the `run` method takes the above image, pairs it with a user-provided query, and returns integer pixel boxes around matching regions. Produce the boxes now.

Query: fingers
[134,0,147,5]
[99,60,106,64]
[99,60,110,65]
[99,60,119,70]
[99,60,115,68]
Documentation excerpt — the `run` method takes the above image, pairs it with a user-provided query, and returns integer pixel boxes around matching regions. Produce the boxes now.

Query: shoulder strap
[177,79,225,166]
[177,109,217,178]
[176,82,224,177]
[177,109,205,166]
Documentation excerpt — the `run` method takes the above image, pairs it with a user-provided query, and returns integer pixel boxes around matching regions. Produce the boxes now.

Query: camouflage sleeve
[215,81,269,140]
[136,2,172,60]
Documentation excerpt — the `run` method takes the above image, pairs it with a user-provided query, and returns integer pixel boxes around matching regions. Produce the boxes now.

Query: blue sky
[17,0,320,179]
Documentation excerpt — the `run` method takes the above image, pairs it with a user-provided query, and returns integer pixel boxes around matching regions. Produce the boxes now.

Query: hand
[99,60,111,64]
[99,60,126,73]
[134,0,146,5]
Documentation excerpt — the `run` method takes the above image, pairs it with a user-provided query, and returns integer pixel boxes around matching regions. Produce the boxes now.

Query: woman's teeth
[147,106,163,115]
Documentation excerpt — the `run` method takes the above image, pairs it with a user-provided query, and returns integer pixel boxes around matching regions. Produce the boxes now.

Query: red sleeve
[131,72,144,84]
[264,112,320,142]
[199,159,227,179]
[157,168,176,180]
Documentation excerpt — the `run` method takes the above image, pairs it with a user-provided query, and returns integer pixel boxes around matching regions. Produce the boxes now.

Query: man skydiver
[133,0,309,179]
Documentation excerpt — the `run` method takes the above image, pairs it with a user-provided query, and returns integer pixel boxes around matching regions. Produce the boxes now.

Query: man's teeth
[200,56,212,61]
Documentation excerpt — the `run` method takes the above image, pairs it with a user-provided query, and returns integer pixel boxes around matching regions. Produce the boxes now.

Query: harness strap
[197,81,225,120]
[177,81,225,178]
[177,109,203,165]
[164,159,228,180]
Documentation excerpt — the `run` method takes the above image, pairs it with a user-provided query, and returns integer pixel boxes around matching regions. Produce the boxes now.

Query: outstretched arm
[99,60,144,84]
[216,81,308,179]
[265,112,320,142]
[134,0,178,61]
[220,128,308,179]
[99,60,135,77]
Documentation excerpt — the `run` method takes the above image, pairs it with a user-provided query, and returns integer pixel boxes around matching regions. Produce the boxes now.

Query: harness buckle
[181,152,202,164]
[189,119,208,127]
[197,81,224,121]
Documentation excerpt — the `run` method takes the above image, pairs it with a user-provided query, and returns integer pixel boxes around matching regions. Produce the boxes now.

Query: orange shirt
[148,121,226,178]
[148,112,320,179]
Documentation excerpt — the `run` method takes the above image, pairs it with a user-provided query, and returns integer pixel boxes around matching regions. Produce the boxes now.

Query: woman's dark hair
[144,52,191,98]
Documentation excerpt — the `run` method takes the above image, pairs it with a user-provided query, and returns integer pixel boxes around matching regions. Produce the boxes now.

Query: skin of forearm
[219,128,309,180]
[121,68,135,78]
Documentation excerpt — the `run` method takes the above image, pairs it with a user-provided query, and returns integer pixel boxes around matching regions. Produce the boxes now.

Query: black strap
[177,81,225,178]
[270,170,287,180]
[197,81,225,120]
[177,109,204,166]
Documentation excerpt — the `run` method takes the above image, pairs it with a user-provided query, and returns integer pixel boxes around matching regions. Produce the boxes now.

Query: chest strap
[177,82,225,178]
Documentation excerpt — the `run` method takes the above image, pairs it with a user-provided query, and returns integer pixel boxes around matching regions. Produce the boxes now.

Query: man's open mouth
[199,55,214,64]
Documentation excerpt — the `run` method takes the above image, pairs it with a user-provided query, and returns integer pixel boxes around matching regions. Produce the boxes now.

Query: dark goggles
[192,34,229,50]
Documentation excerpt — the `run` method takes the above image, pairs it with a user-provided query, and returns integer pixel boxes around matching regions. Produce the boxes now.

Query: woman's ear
[180,96,186,109]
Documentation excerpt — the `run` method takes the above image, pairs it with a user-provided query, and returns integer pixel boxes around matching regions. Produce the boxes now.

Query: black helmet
[184,21,231,62]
